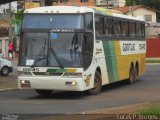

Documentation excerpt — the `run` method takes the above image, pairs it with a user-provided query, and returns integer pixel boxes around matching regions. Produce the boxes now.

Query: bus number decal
[139,44,146,50]
[23,68,40,72]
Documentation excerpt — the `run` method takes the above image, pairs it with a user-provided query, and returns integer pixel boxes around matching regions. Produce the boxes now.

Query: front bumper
[18,76,86,91]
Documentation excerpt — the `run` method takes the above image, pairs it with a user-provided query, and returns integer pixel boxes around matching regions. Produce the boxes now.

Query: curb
[146,63,160,65]
[0,88,18,92]
[85,102,150,114]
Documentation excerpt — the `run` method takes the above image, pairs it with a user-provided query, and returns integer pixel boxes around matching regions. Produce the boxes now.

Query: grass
[137,105,160,116]
[146,59,160,63]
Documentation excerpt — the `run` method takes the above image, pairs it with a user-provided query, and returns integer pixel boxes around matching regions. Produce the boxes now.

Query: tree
[125,0,136,6]
[126,0,160,10]
[12,10,24,25]
[12,9,24,36]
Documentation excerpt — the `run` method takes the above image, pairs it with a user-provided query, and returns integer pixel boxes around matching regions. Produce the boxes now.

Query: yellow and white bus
[18,6,146,95]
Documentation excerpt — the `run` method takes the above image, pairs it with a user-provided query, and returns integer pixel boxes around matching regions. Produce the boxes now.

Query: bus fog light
[20,80,31,88]
[20,80,30,84]
[65,81,77,86]
[20,80,25,84]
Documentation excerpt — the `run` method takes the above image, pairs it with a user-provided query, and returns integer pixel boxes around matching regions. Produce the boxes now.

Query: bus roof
[24,6,144,22]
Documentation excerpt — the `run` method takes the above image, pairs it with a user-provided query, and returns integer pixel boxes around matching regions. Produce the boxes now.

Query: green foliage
[146,59,160,63]
[125,0,136,6]
[12,10,24,25]
[126,0,160,10]
[137,106,160,115]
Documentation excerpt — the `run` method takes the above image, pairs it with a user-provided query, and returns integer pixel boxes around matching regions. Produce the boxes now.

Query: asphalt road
[0,65,160,116]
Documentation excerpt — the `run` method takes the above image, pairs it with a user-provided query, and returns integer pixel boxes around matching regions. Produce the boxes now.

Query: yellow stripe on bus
[114,41,146,81]
[66,68,76,73]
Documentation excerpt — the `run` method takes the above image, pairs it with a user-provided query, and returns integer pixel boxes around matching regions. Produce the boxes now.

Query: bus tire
[127,65,135,84]
[35,90,53,96]
[88,71,102,95]
[134,64,139,80]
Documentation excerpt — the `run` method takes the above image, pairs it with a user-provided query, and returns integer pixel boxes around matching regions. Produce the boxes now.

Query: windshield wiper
[50,48,64,68]
[31,57,47,67]
[31,38,47,67]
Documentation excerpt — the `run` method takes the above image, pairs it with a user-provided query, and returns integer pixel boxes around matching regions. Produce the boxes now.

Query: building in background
[0,2,17,58]
[113,5,160,38]
[0,2,17,13]
[97,0,125,8]
[16,0,125,9]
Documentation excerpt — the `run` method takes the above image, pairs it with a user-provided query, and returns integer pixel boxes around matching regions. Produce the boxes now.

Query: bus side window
[104,18,109,37]
[114,19,121,37]
[122,21,129,37]
[85,13,93,30]
[108,19,113,37]
[141,23,145,37]
[136,23,142,37]
[129,22,136,38]
[95,16,105,38]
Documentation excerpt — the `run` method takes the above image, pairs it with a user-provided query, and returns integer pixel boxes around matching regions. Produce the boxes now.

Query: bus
[18,6,146,95]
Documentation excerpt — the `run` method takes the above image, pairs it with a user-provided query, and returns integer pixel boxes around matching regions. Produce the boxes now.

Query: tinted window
[136,23,142,37]
[108,19,114,37]
[141,23,145,37]
[95,16,104,38]
[122,21,129,37]
[104,18,109,37]
[114,20,121,36]
[22,14,84,29]
[129,22,136,37]
[85,13,93,30]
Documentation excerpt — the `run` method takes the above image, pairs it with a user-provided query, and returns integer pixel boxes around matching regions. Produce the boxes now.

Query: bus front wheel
[88,71,102,95]
[35,89,53,96]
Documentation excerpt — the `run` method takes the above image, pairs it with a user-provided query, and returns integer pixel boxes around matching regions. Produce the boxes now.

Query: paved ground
[0,62,160,120]
[0,59,17,91]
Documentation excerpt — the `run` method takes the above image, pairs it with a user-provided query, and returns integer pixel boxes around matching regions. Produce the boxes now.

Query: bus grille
[33,72,63,76]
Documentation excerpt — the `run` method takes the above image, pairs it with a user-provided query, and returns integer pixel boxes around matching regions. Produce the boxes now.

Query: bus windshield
[22,14,84,29]
[19,32,84,68]
[19,13,93,69]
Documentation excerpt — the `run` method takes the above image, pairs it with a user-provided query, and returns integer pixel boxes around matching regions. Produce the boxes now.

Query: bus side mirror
[13,36,19,53]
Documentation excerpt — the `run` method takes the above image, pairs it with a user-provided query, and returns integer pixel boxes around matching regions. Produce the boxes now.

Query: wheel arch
[1,66,9,71]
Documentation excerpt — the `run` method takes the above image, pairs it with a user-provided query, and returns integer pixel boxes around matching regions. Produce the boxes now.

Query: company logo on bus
[123,43,135,52]
[120,41,146,55]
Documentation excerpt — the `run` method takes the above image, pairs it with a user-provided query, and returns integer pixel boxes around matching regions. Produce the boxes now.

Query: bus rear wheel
[35,90,53,96]
[88,71,102,95]
[127,65,135,84]
[134,65,139,80]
